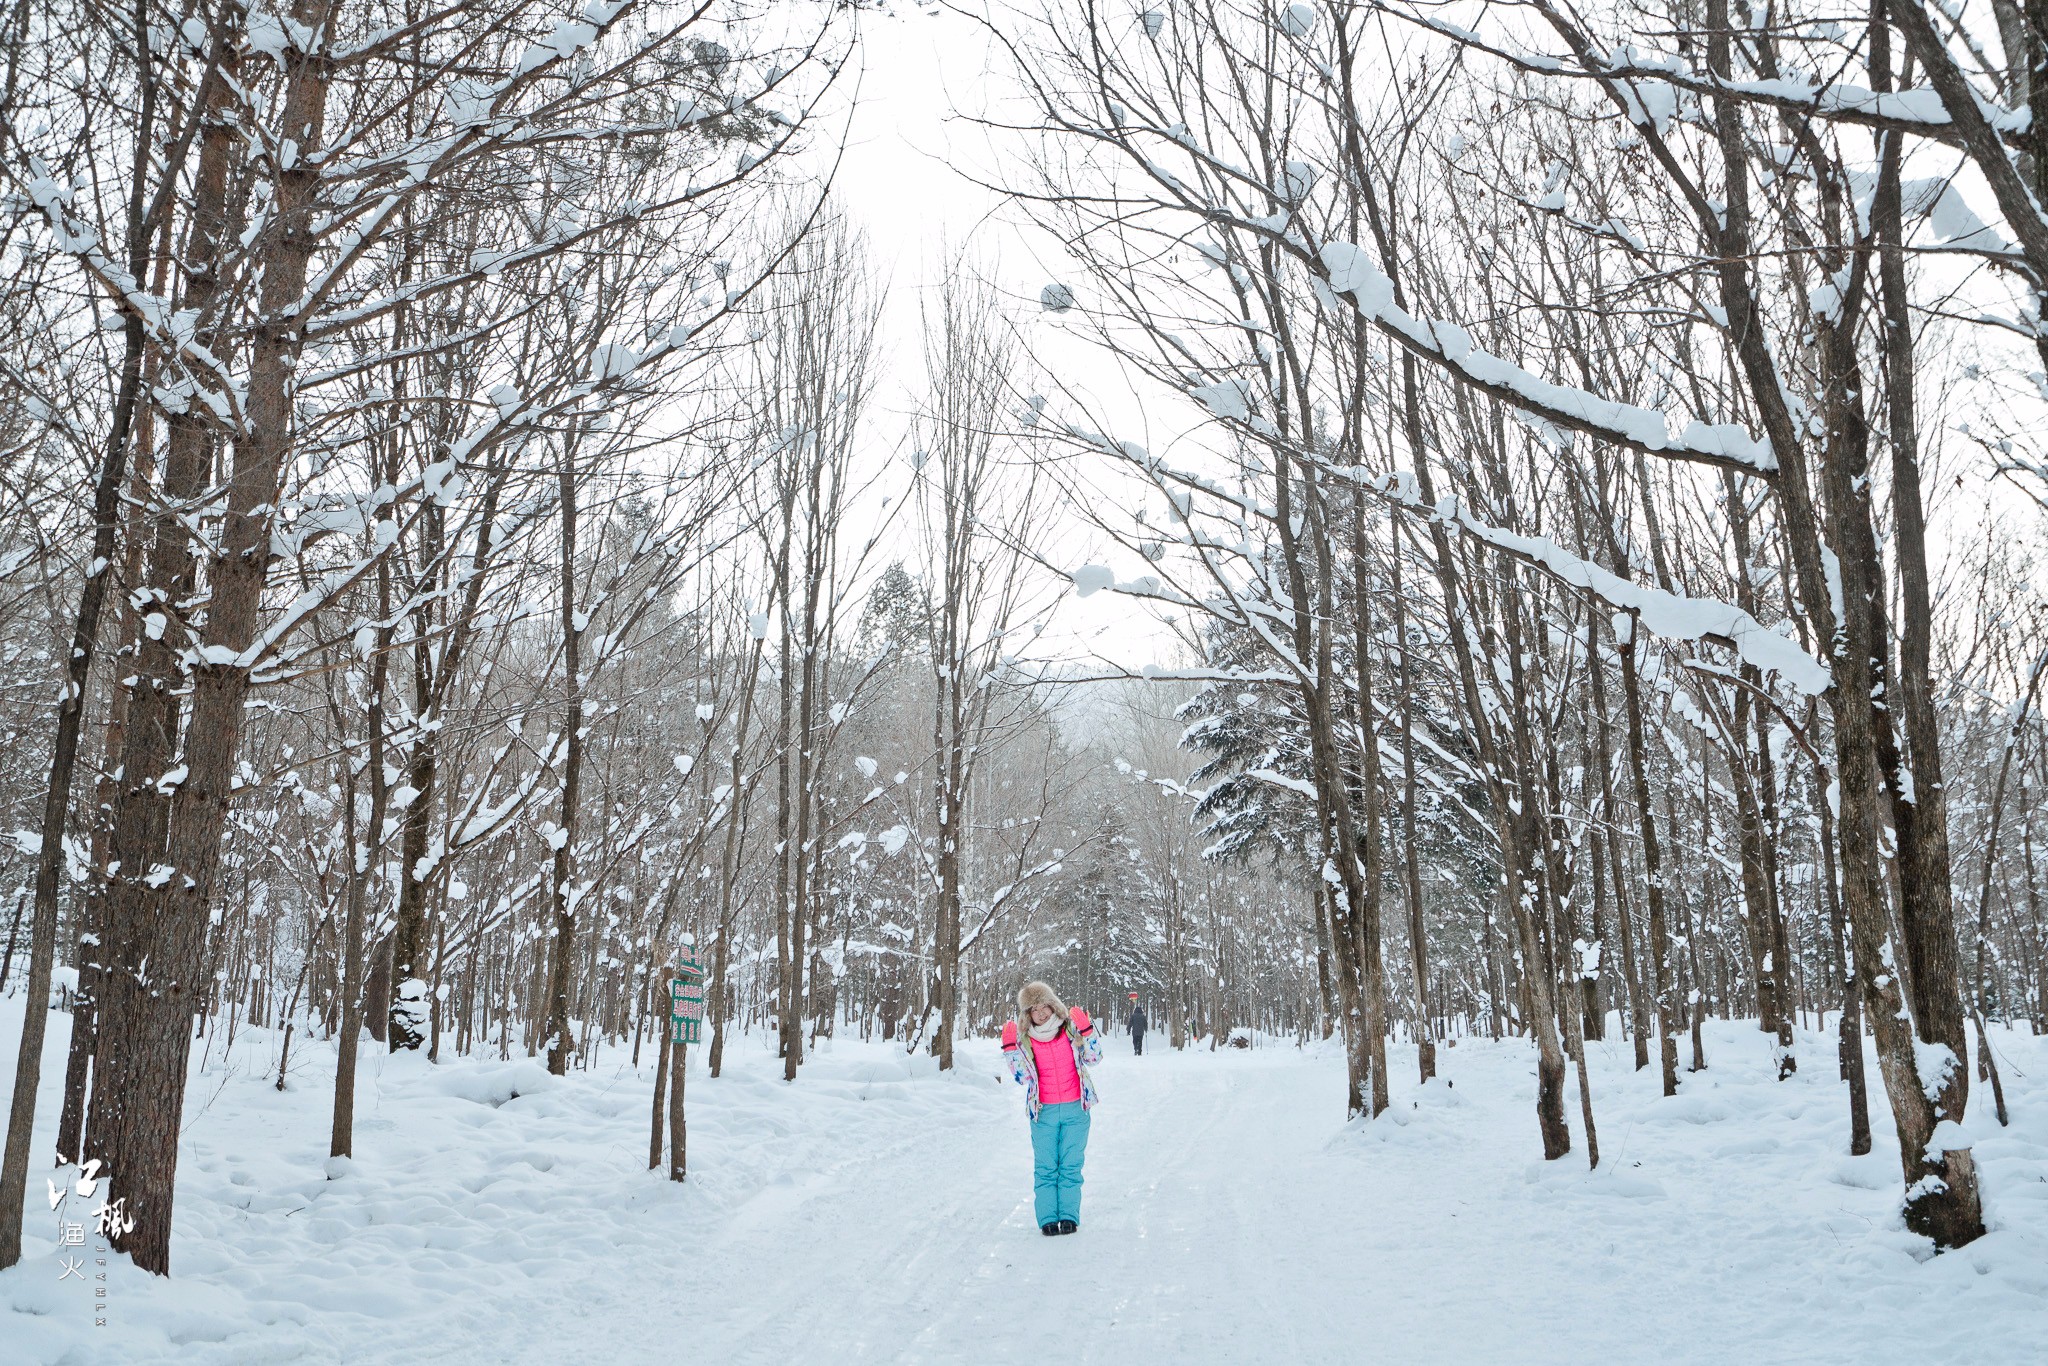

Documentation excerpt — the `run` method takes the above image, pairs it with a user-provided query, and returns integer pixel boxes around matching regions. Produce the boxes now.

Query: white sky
[813,4,1197,676]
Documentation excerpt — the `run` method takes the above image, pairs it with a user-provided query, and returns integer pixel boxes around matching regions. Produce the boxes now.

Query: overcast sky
[814,3,1198,676]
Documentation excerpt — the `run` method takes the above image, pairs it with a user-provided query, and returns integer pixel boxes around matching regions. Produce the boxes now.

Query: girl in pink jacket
[1000,980,1102,1235]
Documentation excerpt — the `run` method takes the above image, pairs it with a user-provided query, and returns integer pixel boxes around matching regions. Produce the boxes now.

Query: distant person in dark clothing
[1128,1001,1147,1055]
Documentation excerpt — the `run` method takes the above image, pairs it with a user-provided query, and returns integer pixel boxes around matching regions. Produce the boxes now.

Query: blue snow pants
[1030,1100,1090,1228]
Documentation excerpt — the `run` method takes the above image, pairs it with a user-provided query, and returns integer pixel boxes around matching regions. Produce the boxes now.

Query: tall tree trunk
[1588,630,1650,1069]
[1346,493,1392,1116]
[1730,678,1784,1047]
[770,530,795,1066]
[932,719,963,1072]
[1618,617,1681,1096]
[1319,869,1368,1116]
[1313,880,1338,1042]
[781,589,817,1081]
[387,739,439,1049]
[388,454,506,1049]
[545,448,584,1076]
[667,1031,687,1182]
[89,2,334,1271]
[1546,835,1599,1169]
[56,537,146,1168]
[1500,587,1570,1159]
[1812,115,1981,1242]
[0,0,156,1272]
[1395,547,1435,1080]
[331,574,392,1158]
[649,989,670,1170]
[1677,778,1709,1074]
[1873,59,1971,1134]
[707,729,750,1078]
[1272,454,1383,1119]
[1749,678,1797,1076]
[1580,731,1610,1044]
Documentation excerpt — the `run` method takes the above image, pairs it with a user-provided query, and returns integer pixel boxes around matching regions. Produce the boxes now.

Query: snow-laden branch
[1355,468,1829,694]
[1050,404,1825,693]
[1316,241,1777,474]
[1245,767,1319,800]
[17,168,239,410]
[1392,7,2015,145]
[1002,32,1785,476]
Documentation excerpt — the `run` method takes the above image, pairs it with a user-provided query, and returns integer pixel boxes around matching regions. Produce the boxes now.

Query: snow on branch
[18,168,238,405]
[1246,767,1318,799]
[1393,7,2010,145]
[1354,469,1828,694]
[1317,241,1777,474]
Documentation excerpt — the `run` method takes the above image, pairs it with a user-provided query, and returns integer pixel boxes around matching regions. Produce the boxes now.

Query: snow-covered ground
[3,998,2045,1364]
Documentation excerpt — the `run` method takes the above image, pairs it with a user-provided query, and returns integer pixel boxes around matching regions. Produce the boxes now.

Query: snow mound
[420,1057,560,1108]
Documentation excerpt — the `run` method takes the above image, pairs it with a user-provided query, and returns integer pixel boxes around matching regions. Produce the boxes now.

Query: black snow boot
[1055,1219,1078,1235]
[1041,1222,1060,1236]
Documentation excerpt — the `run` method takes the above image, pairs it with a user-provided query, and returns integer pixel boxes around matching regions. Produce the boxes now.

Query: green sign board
[670,955,705,1044]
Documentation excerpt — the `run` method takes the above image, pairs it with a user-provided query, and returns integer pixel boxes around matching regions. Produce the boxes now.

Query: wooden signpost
[657,948,705,1183]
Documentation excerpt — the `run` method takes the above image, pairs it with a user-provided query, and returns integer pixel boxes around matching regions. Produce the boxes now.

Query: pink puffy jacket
[1000,1008,1102,1121]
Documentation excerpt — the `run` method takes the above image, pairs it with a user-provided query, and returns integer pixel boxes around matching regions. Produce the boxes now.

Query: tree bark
[1812,143,1982,1241]
[667,1032,687,1182]
[1872,52,1971,1126]
[1618,617,1681,1096]
[0,0,157,1271]
[1392,541,1435,1080]
[88,8,329,1272]
[330,579,391,1158]
[545,446,584,1076]
[1587,625,1650,1069]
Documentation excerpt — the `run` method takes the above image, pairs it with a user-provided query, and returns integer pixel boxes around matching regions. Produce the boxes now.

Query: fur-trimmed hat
[1018,980,1068,1020]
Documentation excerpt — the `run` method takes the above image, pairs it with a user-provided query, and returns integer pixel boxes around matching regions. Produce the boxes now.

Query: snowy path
[693,1060,1333,1365]
[390,1027,2047,1366]
[414,1043,1377,1365]
[6,1004,2047,1364]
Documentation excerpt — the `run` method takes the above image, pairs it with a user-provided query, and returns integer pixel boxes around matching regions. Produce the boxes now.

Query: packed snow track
[3,1007,2044,1364]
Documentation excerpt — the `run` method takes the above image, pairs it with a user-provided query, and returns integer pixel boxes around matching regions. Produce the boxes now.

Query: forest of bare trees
[972,0,2048,1250]
[1,0,2044,1288]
